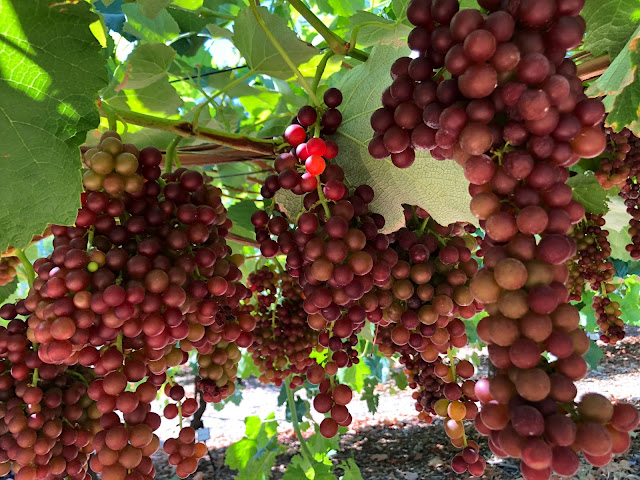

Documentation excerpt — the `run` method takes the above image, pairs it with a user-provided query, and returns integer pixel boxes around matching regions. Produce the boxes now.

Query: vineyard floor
[152,330,640,480]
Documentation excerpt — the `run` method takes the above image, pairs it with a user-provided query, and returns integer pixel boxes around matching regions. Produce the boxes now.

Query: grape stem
[115,332,123,353]
[14,248,34,289]
[31,368,39,387]
[286,0,369,62]
[99,102,277,155]
[165,135,183,174]
[178,401,183,430]
[316,180,332,218]
[285,384,315,465]
[417,218,429,237]
[250,1,321,107]
[312,50,335,93]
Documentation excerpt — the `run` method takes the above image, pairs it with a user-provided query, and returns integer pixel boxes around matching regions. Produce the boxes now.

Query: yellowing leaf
[334,44,476,233]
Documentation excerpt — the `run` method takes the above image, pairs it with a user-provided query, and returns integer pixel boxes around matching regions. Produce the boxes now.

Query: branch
[226,233,260,248]
[81,145,274,167]
[577,55,611,81]
[99,102,278,155]
[287,0,369,62]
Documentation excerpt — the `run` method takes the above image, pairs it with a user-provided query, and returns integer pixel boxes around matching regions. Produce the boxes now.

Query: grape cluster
[310,377,354,438]
[259,88,343,202]
[371,0,638,477]
[595,128,640,190]
[246,267,319,387]
[82,132,145,196]
[370,208,484,474]
[162,427,208,478]
[0,131,255,479]
[0,316,98,480]
[251,90,403,436]
[566,214,623,343]
[0,256,20,286]
[371,0,605,168]
[614,137,640,259]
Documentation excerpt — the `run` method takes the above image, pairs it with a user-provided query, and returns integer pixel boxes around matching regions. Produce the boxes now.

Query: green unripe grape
[82,170,104,191]
[115,152,139,176]
[87,262,99,272]
[90,152,115,175]
[101,136,123,156]
[99,130,121,143]
[83,148,99,167]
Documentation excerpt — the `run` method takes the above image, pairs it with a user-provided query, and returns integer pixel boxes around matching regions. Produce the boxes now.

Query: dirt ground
[152,330,640,480]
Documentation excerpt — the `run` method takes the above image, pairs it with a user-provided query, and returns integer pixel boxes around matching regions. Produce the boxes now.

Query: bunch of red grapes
[371,207,484,474]
[567,213,623,343]
[0,131,255,480]
[246,267,320,388]
[371,0,639,478]
[0,317,98,480]
[595,127,640,190]
[252,89,402,435]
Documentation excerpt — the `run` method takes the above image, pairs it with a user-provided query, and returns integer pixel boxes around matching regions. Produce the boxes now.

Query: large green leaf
[225,413,279,471]
[582,0,640,58]
[339,459,364,480]
[232,6,319,79]
[0,0,107,251]
[349,11,412,47]
[566,172,614,214]
[138,0,172,19]
[227,200,260,239]
[119,43,176,90]
[587,25,640,98]
[604,195,632,259]
[337,358,370,392]
[584,338,604,370]
[122,3,181,43]
[0,278,19,305]
[334,44,476,233]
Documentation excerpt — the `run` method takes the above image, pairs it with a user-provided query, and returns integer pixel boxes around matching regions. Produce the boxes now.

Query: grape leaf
[361,377,380,414]
[274,188,305,221]
[122,3,181,43]
[138,0,172,19]
[604,195,630,231]
[604,195,632,259]
[228,200,260,239]
[339,459,364,480]
[206,23,233,38]
[350,11,412,47]
[225,414,279,470]
[582,0,640,58]
[0,1,107,251]
[0,278,19,305]
[337,357,370,392]
[328,0,365,18]
[172,0,205,9]
[393,0,410,20]
[603,71,640,135]
[232,6,319,79]
[565,172,613,214]
[333,44,477,233]
[584,339,604,370]
[619,279,640,326]
[586,25,640,98]
[118,43,176,90]
[607,224,631,259]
